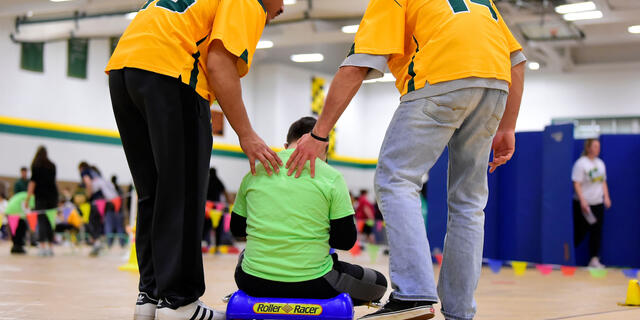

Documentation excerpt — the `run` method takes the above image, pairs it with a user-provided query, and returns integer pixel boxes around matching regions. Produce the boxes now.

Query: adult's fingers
[310,155,316,178]
[264,149,280,174]
[286,148,299,169]
[295,155,307,178]
[257,154,273,176]
[287,152,303,176]
[249,155,256,176]
[270,148,283,166]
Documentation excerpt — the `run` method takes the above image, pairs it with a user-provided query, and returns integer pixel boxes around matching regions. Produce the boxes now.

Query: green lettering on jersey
[156,0,197,13]
[447,0,469,13]
[470,0,498,20]
[446,0,499,21]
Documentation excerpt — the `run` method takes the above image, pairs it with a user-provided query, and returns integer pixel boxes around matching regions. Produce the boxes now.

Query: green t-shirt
[233,149,354,282]
[5,192,35,218]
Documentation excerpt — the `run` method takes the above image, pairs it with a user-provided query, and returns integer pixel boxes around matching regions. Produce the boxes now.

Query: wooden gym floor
[0,242,639,320]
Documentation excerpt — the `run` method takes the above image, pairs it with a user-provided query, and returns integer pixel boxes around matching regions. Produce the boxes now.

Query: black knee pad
[324,268,388,302]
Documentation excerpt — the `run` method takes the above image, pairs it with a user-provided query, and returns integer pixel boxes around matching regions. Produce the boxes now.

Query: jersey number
[142,0,196,13]
[447,0,498,21]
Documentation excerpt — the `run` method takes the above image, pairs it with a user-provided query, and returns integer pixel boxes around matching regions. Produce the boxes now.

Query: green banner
[21,42,44,72]
[46,209,57,229]
[68,38,89,79]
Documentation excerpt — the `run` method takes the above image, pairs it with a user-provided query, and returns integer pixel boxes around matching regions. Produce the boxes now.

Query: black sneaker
[10,246,27,254]
[359,298,435,320]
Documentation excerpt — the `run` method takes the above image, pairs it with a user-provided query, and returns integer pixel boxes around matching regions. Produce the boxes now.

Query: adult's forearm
[603,181,610,199]
[498,61,525,132]
[25,181,35,203]
[208,41,254,138]
[573,182,585,203]
[314,66,368,137]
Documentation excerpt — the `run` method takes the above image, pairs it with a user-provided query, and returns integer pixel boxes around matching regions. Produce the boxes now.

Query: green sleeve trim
[347,43,355,57]
[256,0,267,13]
[240,49,249,64]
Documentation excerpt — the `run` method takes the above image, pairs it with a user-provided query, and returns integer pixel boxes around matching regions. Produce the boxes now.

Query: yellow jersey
[106,0,267,102]
[351,0,522,95]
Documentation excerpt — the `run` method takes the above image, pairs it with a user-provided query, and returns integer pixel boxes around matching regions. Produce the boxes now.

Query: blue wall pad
[496,131,543,262]
[541,124,575,265]
[426,148,449,254]
[598,135,640,267]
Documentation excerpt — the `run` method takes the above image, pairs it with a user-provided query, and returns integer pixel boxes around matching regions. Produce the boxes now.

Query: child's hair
[286,117,317,145]
[582,139,599,156]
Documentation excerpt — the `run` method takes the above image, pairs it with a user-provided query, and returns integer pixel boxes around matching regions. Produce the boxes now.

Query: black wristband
[310,131,329,142]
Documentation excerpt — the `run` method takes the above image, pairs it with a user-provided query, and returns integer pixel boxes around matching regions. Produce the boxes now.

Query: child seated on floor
[230,117,388,305]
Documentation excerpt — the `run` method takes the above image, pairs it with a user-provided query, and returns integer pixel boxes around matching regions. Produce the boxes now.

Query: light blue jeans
[374,88,507,320]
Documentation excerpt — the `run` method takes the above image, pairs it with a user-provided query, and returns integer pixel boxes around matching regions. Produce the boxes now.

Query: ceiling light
[341,25,359,34]
[284,0,297,5]
[290,53,324,63]
[50,0,73,2]
[256,40,274,49]
[26,11,34,17]
[629,25,640,34]
[528,62,540,70]
[562,10,603,21]
[125,12,137,20]
[555,1,596,14]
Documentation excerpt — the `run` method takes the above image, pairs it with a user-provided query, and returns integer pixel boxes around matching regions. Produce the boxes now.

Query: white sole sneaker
[156,300,224,320]
[134,293,157,320]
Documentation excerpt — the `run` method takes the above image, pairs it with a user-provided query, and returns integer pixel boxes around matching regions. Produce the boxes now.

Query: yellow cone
[512,261,527,276]
[625,280,640,306]
[119,227,138,272]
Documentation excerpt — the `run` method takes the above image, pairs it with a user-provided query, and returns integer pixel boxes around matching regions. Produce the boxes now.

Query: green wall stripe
[328,160,377,169]
[0,124,122,145]
[0,123,377,169]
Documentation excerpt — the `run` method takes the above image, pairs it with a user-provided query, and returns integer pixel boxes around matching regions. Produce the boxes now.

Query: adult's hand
[604,196,612,210]
[239,132,282,176]
[286,133,328,178]
[489,130,515,173]
[580,199,591,215]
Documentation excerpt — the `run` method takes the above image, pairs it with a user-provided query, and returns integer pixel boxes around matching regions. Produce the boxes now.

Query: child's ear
[284,143,289,149]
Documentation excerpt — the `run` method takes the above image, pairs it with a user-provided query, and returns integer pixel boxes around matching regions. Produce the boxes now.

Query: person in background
[25,146,59,257]
[0,183,8,240]
[355,189,375,244]
[572,138,611,269]
[5,191,34,254]
[204,167,233,253]
[106,175,126,249]
[231,117,387,305]
[78,162,119,256]
[13,167,37,246]
[14,167,29,194]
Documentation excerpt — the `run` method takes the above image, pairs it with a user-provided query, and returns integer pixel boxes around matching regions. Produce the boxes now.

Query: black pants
[35,199,57,243]
[37,215,54,243]
[87,204,103,242]
[573,200,604,259]
[11,219,27,250]
[202,217,212,246]
[235,254,387,306]
[110,68,212,308]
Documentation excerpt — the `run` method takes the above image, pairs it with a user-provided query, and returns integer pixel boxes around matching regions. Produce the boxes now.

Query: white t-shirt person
[572,156,606,205]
